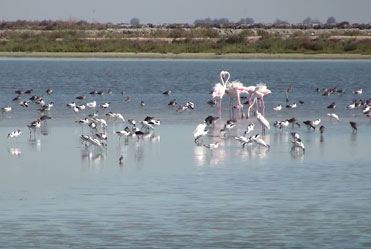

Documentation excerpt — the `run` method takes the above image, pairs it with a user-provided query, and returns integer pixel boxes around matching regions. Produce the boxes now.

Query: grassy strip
[0,31,370,54]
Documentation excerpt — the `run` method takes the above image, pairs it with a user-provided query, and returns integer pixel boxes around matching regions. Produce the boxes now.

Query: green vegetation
[0,20,370,54]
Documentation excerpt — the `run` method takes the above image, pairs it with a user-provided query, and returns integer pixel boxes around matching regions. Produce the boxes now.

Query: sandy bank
[1,52,371,59]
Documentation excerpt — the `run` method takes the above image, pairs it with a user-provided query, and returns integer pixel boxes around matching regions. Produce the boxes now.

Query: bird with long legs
[246,83,271,119]
[210,71,229,117]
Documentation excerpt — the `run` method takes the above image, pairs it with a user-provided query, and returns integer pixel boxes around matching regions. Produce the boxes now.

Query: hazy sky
[1,0,370,24]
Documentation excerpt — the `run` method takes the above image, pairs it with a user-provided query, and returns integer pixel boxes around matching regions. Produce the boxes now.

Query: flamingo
[256,110,270,135]
[211,71,230,117]
[246,83,272,119]
[226,81,256,119]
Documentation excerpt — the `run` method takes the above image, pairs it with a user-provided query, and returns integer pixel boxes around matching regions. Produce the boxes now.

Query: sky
[0,0,370,24]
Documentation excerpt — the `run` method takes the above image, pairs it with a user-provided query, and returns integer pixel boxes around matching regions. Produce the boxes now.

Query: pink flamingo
[211,71,230,117]
[246,83,272,118]
[226,81,256,119]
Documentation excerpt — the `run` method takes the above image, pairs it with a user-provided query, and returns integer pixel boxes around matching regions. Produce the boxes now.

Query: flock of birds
[193,71,370,155]
[1,69,370,163]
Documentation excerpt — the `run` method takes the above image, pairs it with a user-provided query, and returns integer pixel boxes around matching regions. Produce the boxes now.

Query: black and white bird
[220,119,236,137]
[100,102,110,109]
[291,138,305,152]
[162,90,172,95]
[1,106,12,113]
[140,101,145,107]
[245,123,255,135]
[235,135,253,148]
[168,99,177,106]
[193,121,208,144]
[319,125,325,134]
[352,88,362,95]
[7,130,22,138]
[273,104,282,111]
[116,129,130,141]
[327,102,336,110]
[204,115,219,126]
[252,134,270,148]
[286,103,297,109]
[203,141,220,150]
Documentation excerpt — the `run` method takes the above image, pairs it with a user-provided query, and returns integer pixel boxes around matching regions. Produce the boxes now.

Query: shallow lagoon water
[0,58,371,248]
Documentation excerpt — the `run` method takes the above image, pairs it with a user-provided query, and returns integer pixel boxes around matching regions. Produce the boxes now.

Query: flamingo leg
[260,97,265,116]
[216,98,221,117]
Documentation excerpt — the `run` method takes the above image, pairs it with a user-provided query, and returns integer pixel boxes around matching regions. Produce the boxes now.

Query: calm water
[0,58,371,248]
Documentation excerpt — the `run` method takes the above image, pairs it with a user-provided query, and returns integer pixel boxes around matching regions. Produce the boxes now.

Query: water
[0,58,371,248]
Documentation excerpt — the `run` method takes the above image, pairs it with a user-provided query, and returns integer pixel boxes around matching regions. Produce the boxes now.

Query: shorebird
[245,123,255,135]
[291,138,305,152]
[327,102,336,110]
[273,104,282,111]
[162,90,171,95]
[46,88,53,94]
[203,141,220,150]
[168,99,177,106]
[287,118,300,128]
[27,119,41,135]
[312,118,321,128]
[76,95,86,100]
[125,96,131,102]
[12,96,21,101]
[252,134,270,148]
[107,89,112,95]
[346,102,356,110]
[220,119,236,137]
[7,130,22,138]
[319,125,325,134]
[205,115,219,126]
[119,155,124,165]
[20,100,29,107]
[194,121,208,144]
[140,101,145,107]
[327,113,340,121]
[350,121,357,133]
[303,120,315,130]
[100,102,110,109]
[290,132,300,140]
[24,89,33,94]
[235,135,253,148]
[286,103,297,109]
[352,88,362,95]
[256,111,270,135]
[116,129,130,141]
[86,101,96,108]
[1,106,12,113]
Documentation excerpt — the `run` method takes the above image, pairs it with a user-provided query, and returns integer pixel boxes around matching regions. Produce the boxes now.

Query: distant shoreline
[1,52,371,60]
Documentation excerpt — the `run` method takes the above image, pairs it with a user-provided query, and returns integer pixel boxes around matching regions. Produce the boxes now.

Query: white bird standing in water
[291,138,305,152]
[193,121,208,144]
[244,123,255,135]
[327,113,340,121]
[256,111,270,135]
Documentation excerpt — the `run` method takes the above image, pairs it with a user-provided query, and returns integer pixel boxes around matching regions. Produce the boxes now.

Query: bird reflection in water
[194,143,226,167]
[28,138,41,151]
[81,150,106,166]
[8,147,21,157]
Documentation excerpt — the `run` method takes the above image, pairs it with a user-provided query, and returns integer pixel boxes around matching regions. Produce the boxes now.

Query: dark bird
[119,155,124,166]
[15,90,24,95]
[204,115,219,126]
[24,89,33,94]
[349,121,357,133]
[125,96,131,102]
[97,90,104,96]
[285,86,292,102]
[12,96,21,101]
[286,117,300,128]
[207,99,216,106]
[299,100,304,104]
[46,88,53,94]
[140,100,145,107]
[162,90,171,95]
[168,99,177,106]
[76,95,86,100]
[327,102,336,109]
[303,120,315,130]
[319,125,325,134]
[90,90,98,95]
